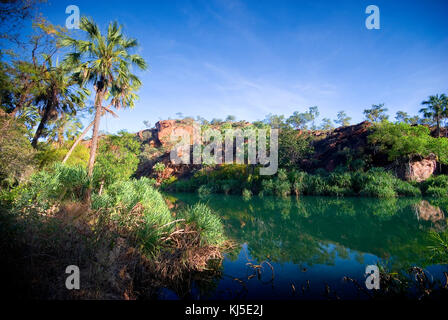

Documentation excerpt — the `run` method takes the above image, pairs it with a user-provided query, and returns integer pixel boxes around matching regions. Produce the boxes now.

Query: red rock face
[155,120,196,148]
[405,156,437,182]
[305,121,381,171]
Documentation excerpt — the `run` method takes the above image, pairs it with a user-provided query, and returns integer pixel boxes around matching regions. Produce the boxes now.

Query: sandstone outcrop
[304,121,385,171]
[404,154,437,182]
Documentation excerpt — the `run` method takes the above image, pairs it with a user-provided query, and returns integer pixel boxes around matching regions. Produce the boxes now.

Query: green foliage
[278,127,313,167]
[92,177,172,255]
[358,168,397,198]
[394,179,422,197]
[427,231,448,264]
[153,162,166,173]
[364,104,389,123]
[94,131,141,187]
[0,118,36,187]
[179,203,226,246]
[369,122,448,164]
[420,175,448,196]
[242,188,252,200]
[198,184,213,196]
[286,106,319,130]
[419,94,448,137]
[35,142,89,169]
[335,111,351,127]
[13,163,90,211]
[425,187,448,198]
[320,118,334,130]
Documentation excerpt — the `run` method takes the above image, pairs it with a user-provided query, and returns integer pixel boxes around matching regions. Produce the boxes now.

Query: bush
[369,122,448,164]
[394,179,422,197]
[242,188,252,200]
[275,180,291,197]
[360,183,396,198]
[197,184,213,196]
[303,174,328,195]
[0,118,36,187]
[425,187,448,198]
[92,177,173,256]
[358,168,398,198]
[421,175,448,195]
[93,131,141,189]
[261,179,274,196]
[179,203,226,246]
[36,143,89,169]
[13,163,89,210]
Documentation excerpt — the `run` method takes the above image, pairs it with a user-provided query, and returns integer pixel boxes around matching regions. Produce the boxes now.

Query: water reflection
[164,194,448,299]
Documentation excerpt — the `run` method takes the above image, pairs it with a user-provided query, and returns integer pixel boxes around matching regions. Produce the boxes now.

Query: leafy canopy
[368,122,448,164]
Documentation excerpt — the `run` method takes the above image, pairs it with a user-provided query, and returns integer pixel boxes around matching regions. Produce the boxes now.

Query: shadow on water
[160,194,448,300]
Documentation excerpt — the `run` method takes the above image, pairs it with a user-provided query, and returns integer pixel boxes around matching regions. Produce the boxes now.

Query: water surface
[161,194,448,300]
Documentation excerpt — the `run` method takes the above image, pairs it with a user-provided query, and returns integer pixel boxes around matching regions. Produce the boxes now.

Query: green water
[161,194,448,300]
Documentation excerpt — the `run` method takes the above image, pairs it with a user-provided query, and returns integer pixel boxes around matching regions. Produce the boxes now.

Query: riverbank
[164,165,448,199]
[0,164,229,299]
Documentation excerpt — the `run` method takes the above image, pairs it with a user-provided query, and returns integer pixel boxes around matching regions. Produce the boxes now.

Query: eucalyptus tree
[419,94,448,137]
[335,111,351,127]
[31,57,88,148]
[60,17,147,181]
[320,118,334,130]
[363,104,389,123]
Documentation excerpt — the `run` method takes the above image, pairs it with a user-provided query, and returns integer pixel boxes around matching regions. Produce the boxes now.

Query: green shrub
[93,131,141,189]
[360,182,396,198]
[425,187,448,198]
[275,180,291,197]
[13,163,89,210]
[303,174,328,195]
[326,185,351,197]
[420,175,448,195]
[92,177,173,256]
[242,188,252,200]
[0,118,36,187]
[179,203,226,246]
[261,179,274,196]
[197,184,213,196]
[394,180,422,197]
[327,172,352,189]
[369,122,448,164]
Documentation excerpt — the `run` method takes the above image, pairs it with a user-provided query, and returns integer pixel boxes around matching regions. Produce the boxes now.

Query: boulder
[404,154,437,182]
[155,120,196,148]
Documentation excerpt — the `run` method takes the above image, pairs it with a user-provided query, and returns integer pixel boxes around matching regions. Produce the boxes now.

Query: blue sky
[39,0,448,133]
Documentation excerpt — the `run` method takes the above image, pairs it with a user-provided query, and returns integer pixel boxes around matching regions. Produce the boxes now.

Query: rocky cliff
[130,120,440,182]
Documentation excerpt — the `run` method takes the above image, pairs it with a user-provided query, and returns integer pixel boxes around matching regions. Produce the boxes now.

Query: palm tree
[419,94,448,137]
[60,17,147,183]
[31,56,88,148]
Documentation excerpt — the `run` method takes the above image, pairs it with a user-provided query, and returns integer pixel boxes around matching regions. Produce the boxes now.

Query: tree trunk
[85,89,104,203]
[31,103,51,148]
[62,121,94,164]
[436,116,440,138]
[87,91,103,177]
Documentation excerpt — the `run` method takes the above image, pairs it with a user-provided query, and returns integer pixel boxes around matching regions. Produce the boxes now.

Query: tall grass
[178,203,226,246]
[168,164,440,199]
